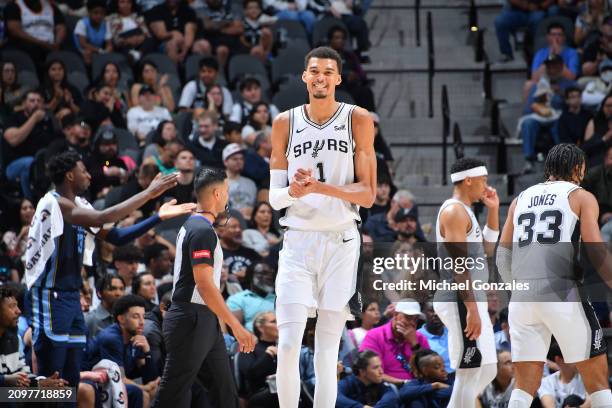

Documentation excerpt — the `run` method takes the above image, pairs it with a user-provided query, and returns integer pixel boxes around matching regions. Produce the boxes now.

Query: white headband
[450,166,488,182]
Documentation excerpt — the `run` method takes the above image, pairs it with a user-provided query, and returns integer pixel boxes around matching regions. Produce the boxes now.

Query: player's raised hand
[146,173,179,199]
[464,303,481,340]
[158,199,197,220]
[481,186,499,209]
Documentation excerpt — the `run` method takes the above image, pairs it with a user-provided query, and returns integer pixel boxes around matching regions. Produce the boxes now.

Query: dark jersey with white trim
[171,215,223,305]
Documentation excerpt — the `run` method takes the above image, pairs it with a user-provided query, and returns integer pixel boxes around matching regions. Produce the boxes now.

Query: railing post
[483,62,492,101]
[415,0,421,47]
[427,11,434,118]
[441,84,449,185]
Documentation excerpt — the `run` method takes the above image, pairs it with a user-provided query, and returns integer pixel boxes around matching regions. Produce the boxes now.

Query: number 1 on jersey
[316,162,326,182]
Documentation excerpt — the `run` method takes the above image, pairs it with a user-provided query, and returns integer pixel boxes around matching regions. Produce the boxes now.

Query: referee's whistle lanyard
[196,203,231,227]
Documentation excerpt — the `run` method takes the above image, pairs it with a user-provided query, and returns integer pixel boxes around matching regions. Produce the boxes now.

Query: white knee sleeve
[277,304,308,408]
[449,364,497,408]
[313,310,347,408]
[591,389,612,408]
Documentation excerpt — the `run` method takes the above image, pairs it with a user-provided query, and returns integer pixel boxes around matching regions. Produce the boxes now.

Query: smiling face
[302,57,341,100]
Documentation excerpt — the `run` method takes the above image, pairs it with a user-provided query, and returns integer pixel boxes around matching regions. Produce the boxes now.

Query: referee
[154,167,256,408]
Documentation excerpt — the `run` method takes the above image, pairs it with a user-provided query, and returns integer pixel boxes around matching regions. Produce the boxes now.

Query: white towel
[93,359,127,408]
[25,192,99,289]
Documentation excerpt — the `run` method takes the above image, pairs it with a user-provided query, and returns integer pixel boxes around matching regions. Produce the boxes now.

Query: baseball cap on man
[223,143,244,161]
[395,300,425,319]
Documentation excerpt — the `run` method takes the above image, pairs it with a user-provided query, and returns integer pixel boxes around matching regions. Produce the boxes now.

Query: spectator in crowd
[145,0,209,63]
[373,113,395,178]
[0,61,29,121]
[347,300,381,352]
[164,148,197,203]
[417,302,452,374]
[558,86,592,145]
[241,0,275,61]
[179,57,233,116]
[327,25,376,112]
[45,114,92,162]
[365,190,424,243]
[42,59,81,121]
[3,198,35,261]
[81,280,94,315]
[242,201,281,257]
[73,0,113,65]
[399,349,452,407]
[82,83,128,131]
[128,85,172,145]
[583,93,612,167]
[97,62,130,110]
[360,173,392,225]
[494,0,555,63]
[360,300,430,386]
[0,285,68,388]
[143,139,182,175]
[494,308,511,352]
[238,311,279,407]
[230,77,279,126]
[243,132,272,188]
[223,143,258,219]
[143,120,180,160]
[86,295,160,408]
[242,102,273,146]
[108,0,155,61]
[3,0,67,62]
[84,129,129,200]
[201,84,229,128]
[583,145,612,239]
[132,272,157,311]
[3,89,58,200]
[327,1,371,57]
[538,342,589,408]
[130,61,175,111]
[582,15,612,76]
[143,243,172,281]
[479,350,515,408]
[217,214,263,285]
[573,0,607,47]
[86,274,126,338]
[199,0,245,67]
[144,291,171,374]
[227,262,275,332]
[111,245,143,292]
[581,59,612,110]
[519,54,576,173]
[336,349,401,408]
[263,0,316,35]
[105,163,161,216]
[531,22,579,83]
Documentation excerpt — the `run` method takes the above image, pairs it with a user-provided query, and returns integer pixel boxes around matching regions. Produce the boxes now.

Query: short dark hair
[194,167,227,196]
[352,350,379,376]
[544,143,586,182]
[96,273,125,297]
[327,25,347,41]
[0,285,17,303]
[562,395,586,408]
[132,272,154,296]
[239,77,261,92]
[87,0,106,11]
[47,151,81,185]
[139,163,160,179]
[304,46,343,73]
[199,56,219,72]
[223,121,242,135]
[243,0,261,7]
[26,89,44,99]
[113,245,143,263]
[113,294,146,321]
[547,22,565,34]
[143,243,169,265]
[450,157,486,185]
[564,86,581,98]
[409,348,440,379]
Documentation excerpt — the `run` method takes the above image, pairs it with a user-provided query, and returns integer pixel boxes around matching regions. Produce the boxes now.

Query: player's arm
[573,189,612,287]
[269,111,302,210]
[496,198,517,284]
[297,107,377,208]
[481,187,500,257]
[57,173,179,228]
[439,204,481,340]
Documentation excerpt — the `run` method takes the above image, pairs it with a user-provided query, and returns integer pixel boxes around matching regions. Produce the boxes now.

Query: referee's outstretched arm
[193,263,257,353]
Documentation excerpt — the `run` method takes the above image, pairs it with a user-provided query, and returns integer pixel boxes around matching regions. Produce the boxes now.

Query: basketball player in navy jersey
[29,151,194,396]
[268,46,377,408]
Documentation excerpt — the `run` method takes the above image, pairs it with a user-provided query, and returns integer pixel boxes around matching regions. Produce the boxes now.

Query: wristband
[483,225,499,242]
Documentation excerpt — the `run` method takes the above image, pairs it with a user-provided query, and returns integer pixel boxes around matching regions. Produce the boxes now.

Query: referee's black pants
[153,301,239,408]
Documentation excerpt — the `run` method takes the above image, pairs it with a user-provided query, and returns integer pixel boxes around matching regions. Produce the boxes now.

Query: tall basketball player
[268,46,376,408]
[497,144,612,408]
[434,158,499,407]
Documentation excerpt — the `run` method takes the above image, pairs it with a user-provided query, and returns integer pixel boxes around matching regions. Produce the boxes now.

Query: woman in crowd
[583,92,612,167]
[242,202,281,257]
[132,271,157,312]
[3,198,35,260]
[242,101,272,146]
[130,60,175,111]
[43,59,82,120]
[107,0,155,60]
[96,62,129,115]
[348,300,381,350]
[143,120,180,160]
[82,83,127,131]
[0,61,29,119]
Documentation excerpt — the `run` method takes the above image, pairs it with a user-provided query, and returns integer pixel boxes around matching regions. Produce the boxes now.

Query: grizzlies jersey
[282,102,360,231]
[512,181,581,281]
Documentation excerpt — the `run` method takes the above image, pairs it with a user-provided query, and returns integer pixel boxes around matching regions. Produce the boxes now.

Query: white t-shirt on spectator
[241,124,271,142]
[127,106,172,138]
[230,102,279,124]
[74,19,112,41]
[538,371,587,408]
[228,176,257,210]
[178,80,233,116]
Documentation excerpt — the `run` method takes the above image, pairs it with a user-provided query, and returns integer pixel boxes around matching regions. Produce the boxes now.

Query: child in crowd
[400,349,453,408]
[74,0,113,65]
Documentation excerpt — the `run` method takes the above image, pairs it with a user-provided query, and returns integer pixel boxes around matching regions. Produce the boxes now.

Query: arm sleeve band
[483,225,500,243]
[104,214,161,246]
[269,169,297,211]
[495,245,513,283]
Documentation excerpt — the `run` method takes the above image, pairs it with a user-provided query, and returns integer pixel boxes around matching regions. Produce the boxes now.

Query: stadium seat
[113,127,139,153]
[284,38,310,56]
[19,71,40,89]
[175,110,194,139]
[228,54,268,86]
[46,51,87,75]
[312,17,348,48]
[67,71,90,96]
[273,19,309,42]
[142,53,180,78]
[271,48,307,85]
[1,49,37,74]
[272,80,308,111]
[184,54,203,81]
[533,15,574,51]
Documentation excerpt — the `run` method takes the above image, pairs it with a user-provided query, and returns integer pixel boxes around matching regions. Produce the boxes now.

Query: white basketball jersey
[512,181,581,280]
[281,102,360,231]
[436,198,483,244]
[16,0,55,44]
